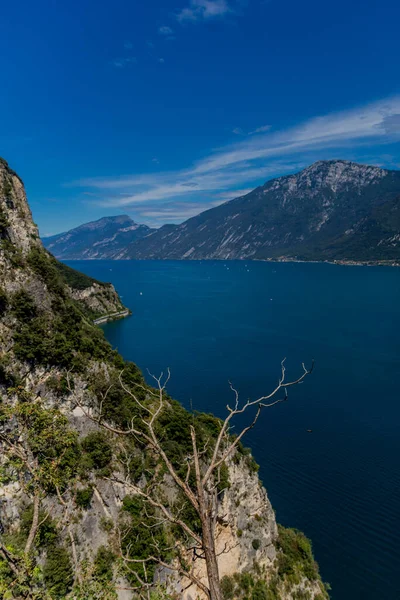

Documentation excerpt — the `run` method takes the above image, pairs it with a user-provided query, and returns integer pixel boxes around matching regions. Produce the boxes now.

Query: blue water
[68,260,400,599]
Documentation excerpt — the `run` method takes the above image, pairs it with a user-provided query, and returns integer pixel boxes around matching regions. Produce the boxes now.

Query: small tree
[72,359,313,600]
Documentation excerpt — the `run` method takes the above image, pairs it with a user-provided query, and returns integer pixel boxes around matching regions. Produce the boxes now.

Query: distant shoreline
[62,256,400,267]
[257,257,400,268]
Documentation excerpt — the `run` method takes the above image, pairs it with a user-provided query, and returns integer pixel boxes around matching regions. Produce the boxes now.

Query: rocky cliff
[0,158,328,599]
[118,160,400,264]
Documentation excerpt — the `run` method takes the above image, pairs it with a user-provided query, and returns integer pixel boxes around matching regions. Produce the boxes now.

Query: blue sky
[1,0,400,235]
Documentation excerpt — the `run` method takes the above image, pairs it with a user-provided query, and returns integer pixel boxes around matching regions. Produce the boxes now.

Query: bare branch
[24,491,40,555]
[203,360,314,485]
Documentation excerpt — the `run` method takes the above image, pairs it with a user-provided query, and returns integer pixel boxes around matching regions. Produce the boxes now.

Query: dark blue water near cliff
[68,260,400,600]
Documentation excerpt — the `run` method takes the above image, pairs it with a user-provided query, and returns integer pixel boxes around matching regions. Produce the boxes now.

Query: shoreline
[256,257,400,267]
[93,308,131,326]
[62,256,400,267]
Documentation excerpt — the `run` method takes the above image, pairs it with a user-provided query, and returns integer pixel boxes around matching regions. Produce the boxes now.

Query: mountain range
[44,160,400,264]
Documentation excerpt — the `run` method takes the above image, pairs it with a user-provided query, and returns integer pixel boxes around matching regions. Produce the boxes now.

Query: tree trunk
[24,492,40,555]
[191,425,223,600]
[201,512,223,600]
[197,485,222,600]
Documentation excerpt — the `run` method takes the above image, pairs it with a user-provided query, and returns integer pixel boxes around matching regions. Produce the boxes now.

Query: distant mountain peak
[73,214,135,232]
[42,214,154,259]
[267,160,389,197]
[288,159,388,179]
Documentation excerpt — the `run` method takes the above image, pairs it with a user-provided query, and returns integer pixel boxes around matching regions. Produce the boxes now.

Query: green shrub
[9,398,81,493]
[2,174,12,198]
[251,580,268,600]
[75,486,94,509]
[0,287,7,315]
[276,525,319,582]
[27,247,66,297]
[252,538,261,551]
[0,556,14,594]
[0,208,9,237]
[46,374,70,396]
[236,572,254,592]
[0,362,18,388]
[221,575,235,599]
[81,432,112,470]
[13,319,49,364]
[292,590,312,600]
[217,462,231,493]
[21,505,58,549]
[1,239,24,268]
[11,289,38,322]
[100,517,114,533]
[94,546,115,582]
[122,495,171,583]
[234,443,260,474]
[43,546,74,597]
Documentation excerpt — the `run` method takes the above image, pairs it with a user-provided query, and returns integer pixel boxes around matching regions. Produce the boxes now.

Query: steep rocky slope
[118,160,400,263]
[43,215,154,259]
[0,158,328,599]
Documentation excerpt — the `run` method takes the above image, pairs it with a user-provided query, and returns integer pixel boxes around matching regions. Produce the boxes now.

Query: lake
[67,259,400,600]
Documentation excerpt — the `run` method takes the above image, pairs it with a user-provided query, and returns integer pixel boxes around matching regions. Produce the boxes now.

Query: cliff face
[0,159,328,599]
[0,159,125,320]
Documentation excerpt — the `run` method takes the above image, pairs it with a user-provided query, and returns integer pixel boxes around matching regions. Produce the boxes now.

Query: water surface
[68,260,400,600]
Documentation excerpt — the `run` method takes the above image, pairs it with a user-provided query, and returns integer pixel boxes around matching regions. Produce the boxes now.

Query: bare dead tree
[71,359,313,600]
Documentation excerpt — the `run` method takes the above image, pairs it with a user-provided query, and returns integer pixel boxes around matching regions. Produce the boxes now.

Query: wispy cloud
[110,56,137,68]
[71,96,400,226]
[233,124,272,135]
[177,0,235,23]
[135,199,224,224]
[124,41,133,50]
[158,25,174,35]
[249,124,271,135]
[383,114,400,134]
